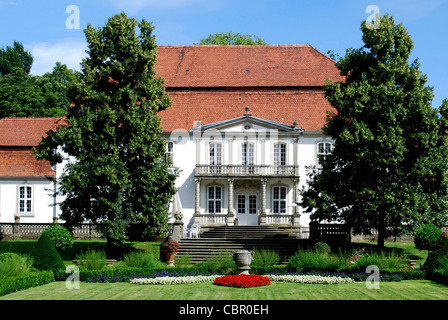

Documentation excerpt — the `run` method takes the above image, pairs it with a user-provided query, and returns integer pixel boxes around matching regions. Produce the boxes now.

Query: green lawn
[1,280,447,300]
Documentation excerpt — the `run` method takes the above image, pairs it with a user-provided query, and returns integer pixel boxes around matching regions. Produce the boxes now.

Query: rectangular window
[317,142,332,163]
[242,142,254,165]
[18,185,32,213]
[165,141,174,164]
[209,142,222,173]
[237,195,246,214]
[208,186,222,214]
[248,195,257,214]
[272,186,286,214]
[274,143,287,166]
[242,142,254,173]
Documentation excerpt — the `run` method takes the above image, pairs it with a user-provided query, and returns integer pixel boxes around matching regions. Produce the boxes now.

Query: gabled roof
[155,45,342,133]
[0,117,64,178]
[0,117,65,147]
[0,147,55,178]
[155,45,344,88]
[158,89,333,132]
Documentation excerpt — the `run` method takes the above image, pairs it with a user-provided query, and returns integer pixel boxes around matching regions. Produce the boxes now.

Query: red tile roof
[159,89,332,132]
[155,45,344,88]
[0,117,65,147]
[0,147,55,177]
[0,117,64,178]
[155,45,342,132]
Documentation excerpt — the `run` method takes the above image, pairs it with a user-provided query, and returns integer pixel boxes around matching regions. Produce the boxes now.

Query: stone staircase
[176,225,309,264]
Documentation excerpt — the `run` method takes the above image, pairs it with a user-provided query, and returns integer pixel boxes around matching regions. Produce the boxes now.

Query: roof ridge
[158,44,310,48]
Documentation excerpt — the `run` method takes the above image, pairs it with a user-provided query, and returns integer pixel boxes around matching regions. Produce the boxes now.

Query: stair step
[176,226,308,264]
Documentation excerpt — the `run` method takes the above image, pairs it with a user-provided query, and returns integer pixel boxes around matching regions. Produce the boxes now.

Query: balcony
[195,165,299,177]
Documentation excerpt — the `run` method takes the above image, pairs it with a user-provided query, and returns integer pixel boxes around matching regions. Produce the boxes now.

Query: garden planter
[165,252,175,267]
[232,250,255,274]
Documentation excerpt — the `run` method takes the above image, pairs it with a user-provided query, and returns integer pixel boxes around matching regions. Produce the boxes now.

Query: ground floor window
[208,185,222,213]
[272,186,286,214]
[18,185,32,214]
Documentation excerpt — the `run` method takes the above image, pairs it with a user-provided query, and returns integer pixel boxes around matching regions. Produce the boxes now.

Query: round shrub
[414,224,443,252]
[41,224,74,251]
[423,232,448,276]
[314,241,331,254]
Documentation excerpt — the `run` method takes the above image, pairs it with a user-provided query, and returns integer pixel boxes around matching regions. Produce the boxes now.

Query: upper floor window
[242,142,254,166]
[18,185,32,214]
[272,186,287,214]
[165,141,174,164]
[317,141,332,163]
[209,142,222,165]
[208,185,222,214]
[274,143,287,166]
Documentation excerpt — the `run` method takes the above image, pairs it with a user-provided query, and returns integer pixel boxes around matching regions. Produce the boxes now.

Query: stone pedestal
[171,213,184,242]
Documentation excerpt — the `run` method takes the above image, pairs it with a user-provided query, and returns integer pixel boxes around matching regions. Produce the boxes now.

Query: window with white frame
[209,142,222,173]
[165,141,174,164]
[272,186,287,214]
[241,142,254,165]
[274,142,287,166]
[208,185,222,214]
[18,185,33,214]
[317,141,332,163]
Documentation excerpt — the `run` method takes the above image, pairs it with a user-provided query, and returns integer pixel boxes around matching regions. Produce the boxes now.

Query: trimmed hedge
[0,270,54,297]
[53,266,218,282]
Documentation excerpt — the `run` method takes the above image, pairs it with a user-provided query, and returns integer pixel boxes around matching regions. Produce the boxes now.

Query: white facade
[0,178,57,223]
[0,115,332,229]
[164,112,333,229]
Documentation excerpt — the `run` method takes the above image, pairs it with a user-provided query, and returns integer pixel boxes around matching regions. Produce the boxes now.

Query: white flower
[130,275,219,285]
[265,275,355,284]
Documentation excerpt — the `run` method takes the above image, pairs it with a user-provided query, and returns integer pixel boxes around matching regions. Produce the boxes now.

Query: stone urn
[232,250,255,274]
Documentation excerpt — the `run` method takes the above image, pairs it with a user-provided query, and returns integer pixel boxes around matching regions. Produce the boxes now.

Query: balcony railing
[195,165,299,177]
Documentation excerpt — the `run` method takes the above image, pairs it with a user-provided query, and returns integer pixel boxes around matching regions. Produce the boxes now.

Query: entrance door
[236,193,258,225]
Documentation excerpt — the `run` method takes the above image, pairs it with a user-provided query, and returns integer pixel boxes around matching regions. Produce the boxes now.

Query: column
[193,178,201,224]
[293,178,301,227]
[259,179,267,225]
[227,178,235,225]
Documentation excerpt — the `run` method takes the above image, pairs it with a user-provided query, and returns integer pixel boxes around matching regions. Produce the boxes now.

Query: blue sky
[0,0,447,107]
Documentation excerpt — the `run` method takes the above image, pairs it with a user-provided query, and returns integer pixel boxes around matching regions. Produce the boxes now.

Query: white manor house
[0,45,344,233]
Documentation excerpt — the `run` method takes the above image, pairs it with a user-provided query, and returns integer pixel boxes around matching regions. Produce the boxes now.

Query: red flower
[213,274,271,288]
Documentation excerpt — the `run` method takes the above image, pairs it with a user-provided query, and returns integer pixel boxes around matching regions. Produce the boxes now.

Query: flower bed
[266,274,355,284]
[130,275,219,285]
[213,274,271,288]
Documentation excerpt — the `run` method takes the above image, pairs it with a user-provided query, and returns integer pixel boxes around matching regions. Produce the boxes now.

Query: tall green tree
[301,14,448,248]
[0,41,33,75]
[36,13,178,248]
[197,31,266,45]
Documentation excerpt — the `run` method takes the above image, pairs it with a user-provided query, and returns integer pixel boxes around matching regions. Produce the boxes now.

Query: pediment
[197,114,303,135]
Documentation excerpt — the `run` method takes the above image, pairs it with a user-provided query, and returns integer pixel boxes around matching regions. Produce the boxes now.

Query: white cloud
[28,38,86,75]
